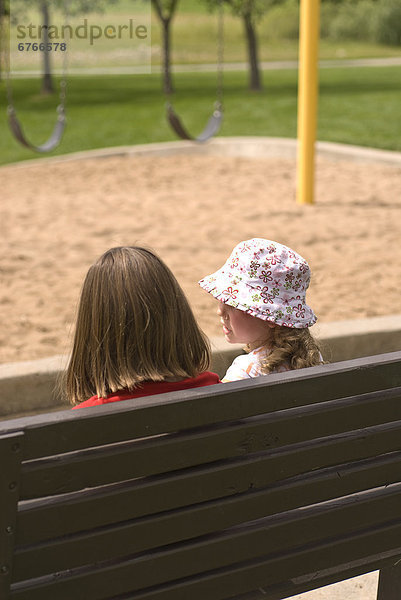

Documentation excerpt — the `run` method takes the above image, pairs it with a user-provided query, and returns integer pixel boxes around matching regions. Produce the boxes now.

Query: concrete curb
[0,355,69,418]
[2,137,401,170]
[1,315,400,420]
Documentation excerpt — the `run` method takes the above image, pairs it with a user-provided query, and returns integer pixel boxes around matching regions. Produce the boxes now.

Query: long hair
[260,326,323,374]
[65,246,211,405]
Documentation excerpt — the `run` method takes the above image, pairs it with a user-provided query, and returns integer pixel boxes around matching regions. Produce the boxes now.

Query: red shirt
[73,371,221,408]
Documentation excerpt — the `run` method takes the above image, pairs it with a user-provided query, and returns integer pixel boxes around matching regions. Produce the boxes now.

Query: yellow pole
[297,0,321,205]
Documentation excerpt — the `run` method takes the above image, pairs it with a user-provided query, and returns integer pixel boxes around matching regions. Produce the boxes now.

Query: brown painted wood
[19,386,401,499]
[12,480,401,582]
[0,433,24,600]
[2,352,401,461]
[12,448,401,579]
[16,428,401,546]
[2,352,401,600]
[15,449,401,561]
[9,515,401,600]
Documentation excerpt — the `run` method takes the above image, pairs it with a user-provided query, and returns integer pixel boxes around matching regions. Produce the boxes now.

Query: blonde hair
[65,246,211,405]
[259,326,323,374]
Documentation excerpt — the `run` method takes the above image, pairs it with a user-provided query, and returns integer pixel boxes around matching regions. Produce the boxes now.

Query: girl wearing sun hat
[199,238,323,382]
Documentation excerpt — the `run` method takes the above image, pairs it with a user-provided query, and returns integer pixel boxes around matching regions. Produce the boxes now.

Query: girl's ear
[266,321,277,329]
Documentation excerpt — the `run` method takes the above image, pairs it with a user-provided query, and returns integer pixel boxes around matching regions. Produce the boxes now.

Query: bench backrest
[1,351,401,600]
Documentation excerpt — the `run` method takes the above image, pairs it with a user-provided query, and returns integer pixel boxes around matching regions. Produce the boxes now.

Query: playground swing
[3,9,68,153]
[6,82,67,153]
[166,0,224,143]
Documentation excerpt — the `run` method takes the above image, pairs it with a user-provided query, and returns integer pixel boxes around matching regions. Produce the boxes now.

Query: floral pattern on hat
[198,238,317,329]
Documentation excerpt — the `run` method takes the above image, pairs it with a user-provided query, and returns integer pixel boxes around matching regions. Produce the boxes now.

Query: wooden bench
[1,350,401,600]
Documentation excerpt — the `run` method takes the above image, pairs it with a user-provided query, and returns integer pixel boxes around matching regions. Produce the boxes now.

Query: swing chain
[58,26,69,104]
[56,16,68,123]
[165,0,224,143]
[211,0,224,119]
[3,1,69,152]
[58,70,68,123]
[216,0,224,112]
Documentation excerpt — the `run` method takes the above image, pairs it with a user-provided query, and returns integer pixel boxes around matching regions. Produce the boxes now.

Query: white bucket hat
[199,238,317,328]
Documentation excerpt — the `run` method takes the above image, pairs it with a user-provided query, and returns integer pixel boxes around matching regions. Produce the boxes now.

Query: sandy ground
[288,571,378,599]
[1,152,400,364]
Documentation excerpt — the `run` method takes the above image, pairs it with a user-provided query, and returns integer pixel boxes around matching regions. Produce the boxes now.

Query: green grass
[0,65,400,165]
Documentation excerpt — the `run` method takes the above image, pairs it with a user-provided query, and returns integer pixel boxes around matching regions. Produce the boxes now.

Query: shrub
[261,0,299,41]
[372,0,401,45]
[327,0,376,41]
[320,3,342,39]
[261,0,401,47]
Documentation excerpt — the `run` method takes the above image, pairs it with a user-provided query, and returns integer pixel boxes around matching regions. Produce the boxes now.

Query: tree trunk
[243,11,262,91]
[41,1,54,94]
[162,18,174,94]
[0,0,4,81]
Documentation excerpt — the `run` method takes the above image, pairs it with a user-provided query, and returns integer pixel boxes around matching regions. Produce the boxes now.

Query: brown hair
[65,246,211,405]
[259,326,324,374]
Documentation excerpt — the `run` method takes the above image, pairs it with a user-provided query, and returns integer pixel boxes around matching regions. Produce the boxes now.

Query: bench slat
[12,478,401,583]
[15,449,401,574]
[3,353,401,461]
[16,417,401,545]
[19,387,401,499]
[10,506,401,600]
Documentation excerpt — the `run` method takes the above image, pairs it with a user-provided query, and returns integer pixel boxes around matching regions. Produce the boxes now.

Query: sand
[288,571,378,599]
[1,151,400,364]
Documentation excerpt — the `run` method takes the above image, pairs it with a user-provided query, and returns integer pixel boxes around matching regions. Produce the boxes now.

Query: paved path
[159,56,401,73]
[12,56,401,77]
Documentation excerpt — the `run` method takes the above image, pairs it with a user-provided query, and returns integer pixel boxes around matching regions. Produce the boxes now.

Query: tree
[10,0,117,94]
[206,0,281,91]
[0,0,10,81]
[0,0,4,80]
[40,1,54,93]
[151,0,179,94]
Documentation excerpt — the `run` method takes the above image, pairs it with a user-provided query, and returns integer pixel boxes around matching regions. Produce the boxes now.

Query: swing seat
[7,106,66,154]
[167,102,223,144]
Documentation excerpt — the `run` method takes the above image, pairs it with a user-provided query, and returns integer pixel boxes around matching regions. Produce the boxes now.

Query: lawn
[0,64,400,166]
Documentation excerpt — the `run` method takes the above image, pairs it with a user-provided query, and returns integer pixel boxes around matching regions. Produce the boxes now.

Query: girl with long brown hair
[66,246,220,407]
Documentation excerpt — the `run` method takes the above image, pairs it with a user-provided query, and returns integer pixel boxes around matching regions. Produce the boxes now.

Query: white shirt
[222,346,289,382]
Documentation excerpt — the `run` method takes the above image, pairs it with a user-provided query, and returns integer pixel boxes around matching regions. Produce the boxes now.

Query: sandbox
[1,136,400,366]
